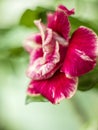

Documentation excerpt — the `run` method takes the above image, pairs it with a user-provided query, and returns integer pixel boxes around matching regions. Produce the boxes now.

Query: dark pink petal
[47,10,70,41]
[33,34,42,44]
[28,71,78,104]
[26,20,68,80]
[61,26,98,77]
[27,86,47,102]
[27,28,68,80]
[26,37,60,80]
[34,20,46,42]
[27,28,60,80]
[29,47,43,65]
[27,85,40,95]
[23,33,42,53]
[58,5,75,15]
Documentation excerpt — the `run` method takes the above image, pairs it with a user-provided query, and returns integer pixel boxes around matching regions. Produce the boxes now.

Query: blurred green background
[0,0,98,130]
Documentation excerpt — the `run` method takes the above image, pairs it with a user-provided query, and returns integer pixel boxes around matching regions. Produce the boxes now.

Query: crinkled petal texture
[24,5,98,104]
[58,5,75,16]
[25,5,75,80]
[26,20,68,80]
[47,6,72,41]
[23,33,42,53]
[61,26,98,77]
[27,71,78,104]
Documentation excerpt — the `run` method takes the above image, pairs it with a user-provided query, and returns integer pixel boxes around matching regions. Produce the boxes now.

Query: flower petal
[47,9,70,41]
[29,47,43,65]
[23,33,42,53]
[27,28,68,80]
[34,20,46,43]
[26,20,68,80]
[57,5,75,16]
[61,26,98,77]
[27,85,39,95]
[28,71,78,104]
[27,85,48,103]
[26,38,60,80]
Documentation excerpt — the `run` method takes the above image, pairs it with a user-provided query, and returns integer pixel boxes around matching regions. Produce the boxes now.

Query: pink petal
[34,20,46,42]
[29,47,43,65]
[26,36,60,80]
[47,10,70,41]
[61,26,98,77]
[26,28,60,80]
[57,5,75,16]
[27,28,68,80]
[23,33,42,53]
[27,85,40,95]
[28,71,78,104]
[26,20,68,80]
[27,86,47,103]
[23,20,45,53]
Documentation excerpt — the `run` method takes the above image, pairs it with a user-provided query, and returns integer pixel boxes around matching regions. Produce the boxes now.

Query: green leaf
[78,65,98,91]
[19,7,53,27]
[19,9,38,27]
[25,95,48,104]
[0,47,28,60]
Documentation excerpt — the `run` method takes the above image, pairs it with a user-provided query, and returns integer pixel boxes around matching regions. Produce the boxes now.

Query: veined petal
[47,10,70,41]
[23,33,42,53]
[27,87,47,103]
[28,71,78,104]
[57,5,75,16]
[27,39,60,80]
[27,29,68,80]
[61,26,98,77]
[27,85,39,95]
[26,20,68,80]
[27,86,46,103]
[34,20,46,43]
[29,47,43,65]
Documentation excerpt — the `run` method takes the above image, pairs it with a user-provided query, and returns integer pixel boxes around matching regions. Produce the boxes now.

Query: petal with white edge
[57,5,75,16]
[23,33,42,53]
[61,26,98,77]
[47,10,70,41]
[28,71,78,104]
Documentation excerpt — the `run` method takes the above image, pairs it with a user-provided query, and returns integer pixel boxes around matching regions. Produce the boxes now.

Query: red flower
[24,5,98,104]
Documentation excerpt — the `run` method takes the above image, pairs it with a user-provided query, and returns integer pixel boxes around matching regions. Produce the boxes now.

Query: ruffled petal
[61,26,98,77]
[47,9,71,41]
[57,5,75,16]
[23,33,42,53]
[29,47,43,65]
[26,37,60,80]
[27,86,47,103]
[26,20,68,80]
[27,71,78,104]
[27,28,68,80]
[34,20,46,43]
